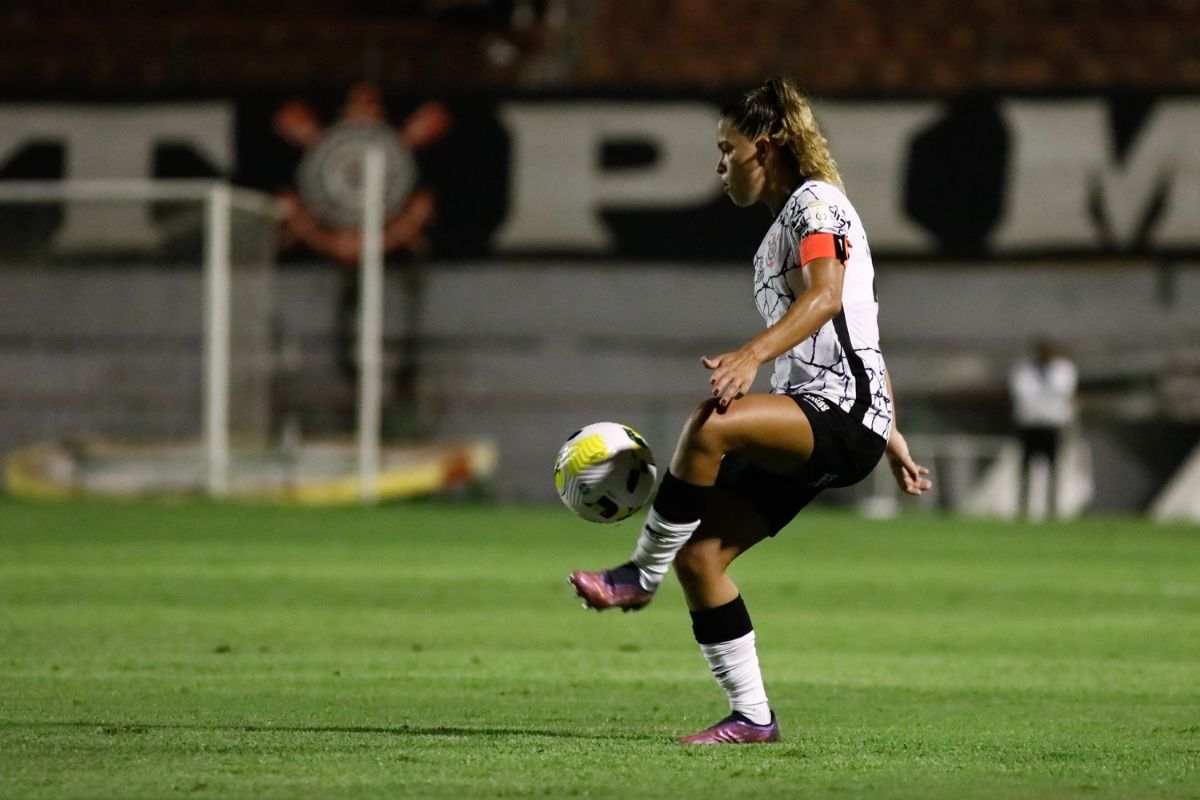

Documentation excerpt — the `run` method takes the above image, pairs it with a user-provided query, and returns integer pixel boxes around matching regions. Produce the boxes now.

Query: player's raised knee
[682,398,737,448]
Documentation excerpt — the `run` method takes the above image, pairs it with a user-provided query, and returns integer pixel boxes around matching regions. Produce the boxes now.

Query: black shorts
[715,393,888,536]
[1019,426,1061,463]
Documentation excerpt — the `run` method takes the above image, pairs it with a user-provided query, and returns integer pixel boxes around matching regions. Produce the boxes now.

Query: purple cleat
[568,562,654,612]
[678,711,780,745]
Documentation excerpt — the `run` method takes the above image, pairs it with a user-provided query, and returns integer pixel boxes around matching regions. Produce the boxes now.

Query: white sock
[629,507,700,591]
[699,630,771,725]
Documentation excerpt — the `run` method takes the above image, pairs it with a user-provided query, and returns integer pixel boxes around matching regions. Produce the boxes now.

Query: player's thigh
[677,394,815,475]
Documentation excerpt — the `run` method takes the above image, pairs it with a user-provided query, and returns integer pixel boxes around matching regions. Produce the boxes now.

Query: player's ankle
[623,560,662,593]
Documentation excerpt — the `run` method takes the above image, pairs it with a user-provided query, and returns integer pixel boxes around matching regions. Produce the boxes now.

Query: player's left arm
[883,369,932,495]
[705,255,844,408]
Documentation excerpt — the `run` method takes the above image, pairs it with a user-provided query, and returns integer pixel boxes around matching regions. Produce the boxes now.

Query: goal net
[0,180,278,497]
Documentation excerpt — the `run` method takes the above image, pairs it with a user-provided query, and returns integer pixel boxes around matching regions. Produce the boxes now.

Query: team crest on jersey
[764,230,782,270]
[273,84,451,265]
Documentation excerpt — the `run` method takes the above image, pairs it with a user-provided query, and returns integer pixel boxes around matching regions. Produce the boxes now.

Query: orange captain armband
[798,232,851,266]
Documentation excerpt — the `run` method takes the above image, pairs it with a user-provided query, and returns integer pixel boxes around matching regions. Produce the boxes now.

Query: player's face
[716,118,765,208]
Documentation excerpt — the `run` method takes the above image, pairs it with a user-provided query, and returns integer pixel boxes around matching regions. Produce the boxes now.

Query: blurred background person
[1009,337,1078,520]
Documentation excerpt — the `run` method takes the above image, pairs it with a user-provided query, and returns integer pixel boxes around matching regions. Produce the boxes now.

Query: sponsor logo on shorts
[802,395,831,413]
[808,472,837,489]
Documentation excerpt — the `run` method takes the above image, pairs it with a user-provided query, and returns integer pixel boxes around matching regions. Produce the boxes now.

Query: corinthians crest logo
[274,84,451,266]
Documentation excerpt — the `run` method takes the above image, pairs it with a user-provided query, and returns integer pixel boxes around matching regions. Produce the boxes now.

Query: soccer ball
[554,422,657,523]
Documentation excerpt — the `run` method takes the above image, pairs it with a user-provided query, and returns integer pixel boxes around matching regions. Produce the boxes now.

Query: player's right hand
[702,351,758,409]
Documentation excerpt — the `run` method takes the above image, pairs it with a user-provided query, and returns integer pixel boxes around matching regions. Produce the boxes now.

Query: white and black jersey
[752,179,893,440]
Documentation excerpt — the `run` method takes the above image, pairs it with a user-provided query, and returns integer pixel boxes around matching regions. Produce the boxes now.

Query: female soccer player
[569,76,932,745]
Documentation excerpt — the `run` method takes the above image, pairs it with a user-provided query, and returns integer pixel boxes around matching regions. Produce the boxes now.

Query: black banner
[1,90,1197,262]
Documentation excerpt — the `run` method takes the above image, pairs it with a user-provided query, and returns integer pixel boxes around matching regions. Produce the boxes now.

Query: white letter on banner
[817,102,942,253]
[991,99,1109,250]
[0,104,233,252]
[994,99,1200,251]
[1100,100,1200,249]
[493,102,721,251]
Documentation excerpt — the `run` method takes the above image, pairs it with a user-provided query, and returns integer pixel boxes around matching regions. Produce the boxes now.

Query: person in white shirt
[1009,337,1078,519]
[568,76,931,745]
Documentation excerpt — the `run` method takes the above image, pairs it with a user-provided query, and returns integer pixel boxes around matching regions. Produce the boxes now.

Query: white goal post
[0,176,499,504]
[0,179,281,497]
[358,147,386,504]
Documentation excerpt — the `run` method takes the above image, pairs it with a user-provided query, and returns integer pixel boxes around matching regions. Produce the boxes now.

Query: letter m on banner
[992,99,1200,252]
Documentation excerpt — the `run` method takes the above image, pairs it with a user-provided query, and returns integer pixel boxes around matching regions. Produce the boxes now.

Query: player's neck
[761,172,803,215]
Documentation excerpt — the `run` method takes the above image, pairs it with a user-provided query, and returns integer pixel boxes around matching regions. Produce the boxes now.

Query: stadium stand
[574,0,1200,92]
[1,0,1199,93]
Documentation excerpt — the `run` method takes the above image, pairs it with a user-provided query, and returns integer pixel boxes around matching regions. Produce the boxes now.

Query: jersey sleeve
[786,185,853,267]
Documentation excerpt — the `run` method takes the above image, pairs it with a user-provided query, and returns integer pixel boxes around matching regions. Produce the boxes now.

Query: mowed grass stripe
[1,498,1197,799]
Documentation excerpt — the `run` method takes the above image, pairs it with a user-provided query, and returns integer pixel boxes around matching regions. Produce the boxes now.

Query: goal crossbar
[0,179,281,497]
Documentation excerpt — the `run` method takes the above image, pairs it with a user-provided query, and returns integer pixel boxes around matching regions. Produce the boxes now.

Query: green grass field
[1,498,1197,799]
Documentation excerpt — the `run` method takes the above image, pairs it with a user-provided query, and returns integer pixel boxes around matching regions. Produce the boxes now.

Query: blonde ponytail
[721,76,843,191]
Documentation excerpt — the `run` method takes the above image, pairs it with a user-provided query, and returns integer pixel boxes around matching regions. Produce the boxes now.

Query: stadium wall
[2,261,1197,508]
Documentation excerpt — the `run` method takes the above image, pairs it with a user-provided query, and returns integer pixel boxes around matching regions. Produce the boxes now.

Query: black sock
[690,595,754,645]
[652,470,711,524]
